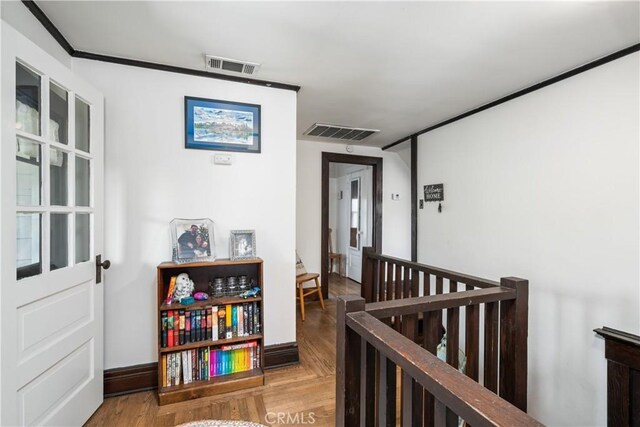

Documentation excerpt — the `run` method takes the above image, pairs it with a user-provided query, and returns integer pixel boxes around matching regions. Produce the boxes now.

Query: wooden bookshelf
[156,258,265,405]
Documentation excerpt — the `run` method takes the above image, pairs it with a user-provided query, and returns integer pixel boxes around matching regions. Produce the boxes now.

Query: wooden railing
[336,248,542,426]
[594,327,640,426]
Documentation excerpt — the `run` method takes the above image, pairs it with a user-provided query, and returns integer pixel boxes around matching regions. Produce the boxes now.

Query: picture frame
[170,218,216,264]
[229,230,257,261]
[184,96,261,153]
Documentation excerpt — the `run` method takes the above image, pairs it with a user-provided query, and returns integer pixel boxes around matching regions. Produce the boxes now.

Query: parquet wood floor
[85,275,361,427]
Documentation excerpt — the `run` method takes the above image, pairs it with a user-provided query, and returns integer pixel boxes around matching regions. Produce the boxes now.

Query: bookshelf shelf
[156,258,265,405]
[159,334,264,354]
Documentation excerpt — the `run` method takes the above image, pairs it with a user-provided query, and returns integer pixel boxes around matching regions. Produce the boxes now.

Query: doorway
[321,152,382,299]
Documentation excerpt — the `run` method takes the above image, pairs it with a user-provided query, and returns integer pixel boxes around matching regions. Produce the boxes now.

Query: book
[200,309,207,341]
[206,307,213,340]
[165,276,177,305]
[173,311,179,347]
[185,311,191,344]
[232,305,238,337]
[225,305,233,339]
[218,307,226,340]
[212,306,219,341]
[190,310,196,342]
[161,354,167,387]
[238,305,244,337]
[179,310,185,345]
[167,311,174,347]
[161,311,168,348]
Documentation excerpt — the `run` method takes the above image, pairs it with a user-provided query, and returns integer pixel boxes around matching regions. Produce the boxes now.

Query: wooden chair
[295,252,325,321]
[328,228,344,277]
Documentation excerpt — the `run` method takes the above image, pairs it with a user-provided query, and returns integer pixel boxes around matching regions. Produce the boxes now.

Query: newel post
[336,295,366,426]
[499,277,529,412]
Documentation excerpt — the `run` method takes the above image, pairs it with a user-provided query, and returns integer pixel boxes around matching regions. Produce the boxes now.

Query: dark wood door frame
[321,152,383,298]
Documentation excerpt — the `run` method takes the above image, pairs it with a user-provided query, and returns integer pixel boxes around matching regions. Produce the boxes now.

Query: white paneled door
[1,24,105,426]
[346,168,372,283]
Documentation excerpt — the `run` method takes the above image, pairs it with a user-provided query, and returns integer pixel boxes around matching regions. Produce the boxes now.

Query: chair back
[329,228,335,254]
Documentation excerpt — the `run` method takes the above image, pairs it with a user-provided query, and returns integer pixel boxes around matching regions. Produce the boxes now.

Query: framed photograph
[170,218,216,263]
[184,96,261,153]
[230,230,256,261]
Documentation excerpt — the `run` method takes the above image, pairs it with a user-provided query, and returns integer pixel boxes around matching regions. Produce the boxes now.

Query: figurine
[193,292,209,301]
[173,273,194,302]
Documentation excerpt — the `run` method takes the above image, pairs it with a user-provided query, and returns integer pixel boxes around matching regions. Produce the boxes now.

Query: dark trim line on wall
[22,0,75,55]
[382,43,640,151]
[321,152,383,299]
[21,0,301,92]
[410,136,417,262]
[103,343,299,398]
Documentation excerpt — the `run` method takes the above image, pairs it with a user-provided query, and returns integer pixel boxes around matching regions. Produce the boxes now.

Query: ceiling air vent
[205,55,260,75]
[303,123,379,141]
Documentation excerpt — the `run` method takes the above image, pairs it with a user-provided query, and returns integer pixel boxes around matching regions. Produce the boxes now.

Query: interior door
[1,24,105,426]
[346,168,372,282]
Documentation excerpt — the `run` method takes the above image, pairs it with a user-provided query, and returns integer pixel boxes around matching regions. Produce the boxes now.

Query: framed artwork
[170,218,216,263]
[229,230,256,261]
[184,96,261,153]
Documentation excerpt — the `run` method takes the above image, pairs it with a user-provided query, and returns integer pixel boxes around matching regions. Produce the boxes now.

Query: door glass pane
[49,82,68,144]
[16,62,41,136]
[75,213,90,263]
[50,148,68,206]
[16,137,42,206]
[51,213,69,271]
[17,213,42,280]
[75,157,90,207]
[350,178,360,249]
[75,97,90,152]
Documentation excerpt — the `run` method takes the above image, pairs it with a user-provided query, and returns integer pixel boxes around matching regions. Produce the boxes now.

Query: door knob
[96,254,111,284]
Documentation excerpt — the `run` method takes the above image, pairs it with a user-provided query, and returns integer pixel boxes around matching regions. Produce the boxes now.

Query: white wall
[417,53,639,426]
[296,139,411,276]
[0,3,72,68]
[72,59,297,369]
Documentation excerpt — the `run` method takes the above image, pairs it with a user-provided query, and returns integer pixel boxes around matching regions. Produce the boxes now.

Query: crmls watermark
[264,411,316,425]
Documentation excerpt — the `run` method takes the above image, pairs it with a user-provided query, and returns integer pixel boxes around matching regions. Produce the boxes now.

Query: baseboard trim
[103,342,299,397]
[264,342,300,369]
[104,362,157,397]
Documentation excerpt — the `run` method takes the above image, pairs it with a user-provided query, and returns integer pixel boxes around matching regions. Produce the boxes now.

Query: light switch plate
[213,154,233,165]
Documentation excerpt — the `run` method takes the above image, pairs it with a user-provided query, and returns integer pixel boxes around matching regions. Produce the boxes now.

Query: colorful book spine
[165,276,177,305]
[179,310,185,345]
[161,311,168,347]
[173,311,179,347]
[185,311,191,344]
[167,311,174,347]
[225,305,233,339]
[206,307,213,340]
[218,307,226,340]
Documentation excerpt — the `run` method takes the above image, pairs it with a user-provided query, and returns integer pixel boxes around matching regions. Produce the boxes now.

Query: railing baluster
[484,301,499,393]
[466,285,480,382]
[336,296,365,426]
[377,352,396,427]
[434,399,447,427]
[387,262,394,301]
[424,272,430,296]
[361,340,376,426]
[445,280,459,427]
[435,276,443,295]
[423,310,441,427]
[499,277,529,411]
[378,261,386,302]
[402,268,423,426]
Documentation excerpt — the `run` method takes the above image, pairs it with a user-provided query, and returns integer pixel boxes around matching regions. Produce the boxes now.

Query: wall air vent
[303,123,380,141]
[205,55,260,75]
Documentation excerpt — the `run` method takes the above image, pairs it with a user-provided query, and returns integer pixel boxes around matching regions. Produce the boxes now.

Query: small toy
[239,287,261,299]
[193,292,209,301]
[180,296,194,305]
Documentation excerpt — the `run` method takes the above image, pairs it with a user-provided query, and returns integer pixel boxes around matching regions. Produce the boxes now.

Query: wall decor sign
[424,184,444,202]
[185,96,261,153]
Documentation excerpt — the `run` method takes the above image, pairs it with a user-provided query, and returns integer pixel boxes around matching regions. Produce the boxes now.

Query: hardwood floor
[85,275,361,427]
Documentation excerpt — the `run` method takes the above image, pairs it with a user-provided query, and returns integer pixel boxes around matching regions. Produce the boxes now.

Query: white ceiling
[37,1,640,148]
